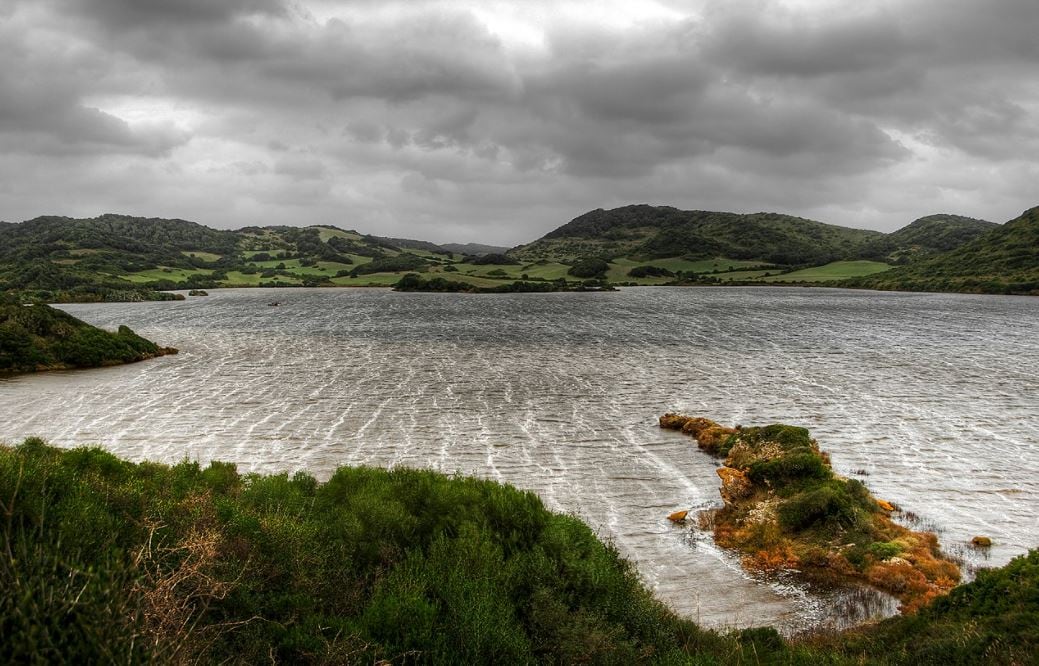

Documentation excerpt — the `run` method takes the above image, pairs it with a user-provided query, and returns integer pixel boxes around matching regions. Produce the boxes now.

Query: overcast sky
[1,0,1037,244]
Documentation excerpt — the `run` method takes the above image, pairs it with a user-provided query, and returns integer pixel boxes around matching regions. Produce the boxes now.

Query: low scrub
[660,415,961,611]
[2,440,1036,663]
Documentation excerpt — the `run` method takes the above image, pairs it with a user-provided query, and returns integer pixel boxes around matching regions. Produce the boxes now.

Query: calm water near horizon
[1,286,1037,631]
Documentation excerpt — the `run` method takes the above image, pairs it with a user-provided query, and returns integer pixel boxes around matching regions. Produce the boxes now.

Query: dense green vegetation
[1,440,1036,664]
[0,298,176,374]
[0,215,460,302]
[844,207,1039,295]
[0,440,722,663]
[394,274,611,293]
[0,205,1032,301]
[859,214,997,263]
[510,205,886,265]
[745,261,893,283]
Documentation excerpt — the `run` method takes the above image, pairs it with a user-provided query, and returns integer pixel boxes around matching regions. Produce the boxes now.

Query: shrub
[746,452,830,485]
[628,265,675,278]
[778,482,862,531]
[567,258,610,278]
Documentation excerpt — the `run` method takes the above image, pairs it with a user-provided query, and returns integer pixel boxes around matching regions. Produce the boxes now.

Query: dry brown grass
[132,492,253,663]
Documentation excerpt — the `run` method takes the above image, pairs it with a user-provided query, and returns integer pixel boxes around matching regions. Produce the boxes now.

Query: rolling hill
[440,242,512,256]
[509,205,885,265]
[0,205,1032,300]
[0,215,466,301]
[844,207,1039,295]
[859,214,997,263]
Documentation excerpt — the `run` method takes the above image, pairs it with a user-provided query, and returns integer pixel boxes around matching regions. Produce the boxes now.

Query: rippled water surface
[2,287,1037,630]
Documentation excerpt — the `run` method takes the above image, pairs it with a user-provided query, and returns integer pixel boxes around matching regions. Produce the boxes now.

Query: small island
[660,414,960,612]
[0,299,177,375]
[392,273,615,293]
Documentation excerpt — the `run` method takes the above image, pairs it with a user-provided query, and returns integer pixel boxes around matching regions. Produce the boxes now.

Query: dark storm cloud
[0,0,1037,242]
[64,0,287,28]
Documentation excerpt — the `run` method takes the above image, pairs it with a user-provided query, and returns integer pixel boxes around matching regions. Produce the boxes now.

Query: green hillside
[2,439,1037,663]
[844,207,1039,295]
[1,206,1031,301]
[0,298,176,374]
[510,205,885,265]
[860,214,998,263]
[0,215,467,302]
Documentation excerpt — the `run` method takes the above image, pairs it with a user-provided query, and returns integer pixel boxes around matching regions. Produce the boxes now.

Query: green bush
[747,452,830,485]
[567,258,610,278]
[778,481,864,531]
[4,440,1038,664]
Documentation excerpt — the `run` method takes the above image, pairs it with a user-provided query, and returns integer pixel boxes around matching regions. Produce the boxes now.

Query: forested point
[0,298,176,375]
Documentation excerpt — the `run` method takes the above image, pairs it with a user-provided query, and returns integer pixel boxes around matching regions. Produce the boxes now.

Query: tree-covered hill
[0,215,462,302]
[2,206,1032,300]
[844,207,1039,295]
[1,439,1036,663]
[0,298,176,374]
[859,214,998,263]
[440,242,512,256]
[510,205,886,265]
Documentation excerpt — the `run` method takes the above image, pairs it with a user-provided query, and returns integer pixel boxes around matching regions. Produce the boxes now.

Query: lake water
[1,287,1037,631]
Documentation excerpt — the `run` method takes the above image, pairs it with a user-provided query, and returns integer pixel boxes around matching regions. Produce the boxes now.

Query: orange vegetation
[660,414,960,613]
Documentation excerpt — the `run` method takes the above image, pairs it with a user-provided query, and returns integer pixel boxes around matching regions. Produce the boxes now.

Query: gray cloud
[0,0,1037,243]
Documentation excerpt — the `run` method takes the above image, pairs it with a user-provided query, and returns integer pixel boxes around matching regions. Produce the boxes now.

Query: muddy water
[1,287,1036,631]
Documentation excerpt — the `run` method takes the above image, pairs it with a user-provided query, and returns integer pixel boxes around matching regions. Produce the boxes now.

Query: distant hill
[0,214,459,302]
[370,235,452,255]
[2,206,1033,300]
[844,207,1039,295]
[861,214,998,263]
[510,205,884,266]
[440,242,511,256]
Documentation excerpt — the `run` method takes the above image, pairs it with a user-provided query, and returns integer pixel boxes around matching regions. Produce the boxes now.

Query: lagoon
[1,286,1037,630]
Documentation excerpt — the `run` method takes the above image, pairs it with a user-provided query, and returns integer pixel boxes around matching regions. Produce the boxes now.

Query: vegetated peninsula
[0,205,1029,303]
[2,439,1037,663]
[659,415,961,613]
[0,297,176,375]
[392,273,615,293]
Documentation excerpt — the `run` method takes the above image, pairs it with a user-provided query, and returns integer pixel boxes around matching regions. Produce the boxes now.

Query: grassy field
[315,227,364,243]
[180,251,222,262]
[248,258,357,275]
[330,272,506,288]
[114,256,892,290]
[718,270,776,281]
[221,271,303,286]
[456,261,571,281]
[608,257,769,283]
[754,260,893,283]
[120,267,214,283]
[449,256,768,285]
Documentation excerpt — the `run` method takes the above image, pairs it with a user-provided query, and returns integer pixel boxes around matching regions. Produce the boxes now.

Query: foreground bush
[2,440,1036,664]
[0,440,727,663]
